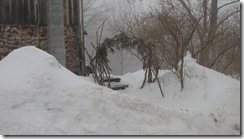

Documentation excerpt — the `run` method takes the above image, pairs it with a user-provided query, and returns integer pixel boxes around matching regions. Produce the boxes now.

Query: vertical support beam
[81,0,86,76]
[46,0,66,67]
[78,0,86,76]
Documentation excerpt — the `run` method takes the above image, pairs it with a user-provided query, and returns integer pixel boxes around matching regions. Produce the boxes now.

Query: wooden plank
[4,0,10,24]
[73,0,78,25]
[68,0,72,25]
[26,0,31,25]
[0,0,6,24]
[8,0,12,24]
[71,0,74,25]
[103,77,121,82]
[38,0,46,25]
[63,0,68,25]
[23,0,29,24]
[33,0,38,25]
[42,0,47,25]
[77,0,81,26]
[11,0,19,24]
[29,0,35,24]
[111,84,129,90]
[18,0,24,24]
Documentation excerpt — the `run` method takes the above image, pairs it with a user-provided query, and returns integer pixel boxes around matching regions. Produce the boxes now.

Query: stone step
[103,77,121,83]
[111,84,129,90]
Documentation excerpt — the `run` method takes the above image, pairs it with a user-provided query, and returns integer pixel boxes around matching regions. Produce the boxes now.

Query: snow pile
[0,46,240,135]
[120,52,240,134]
[175,52,240,113]
[0,46,91,91]
[174,52,240,132]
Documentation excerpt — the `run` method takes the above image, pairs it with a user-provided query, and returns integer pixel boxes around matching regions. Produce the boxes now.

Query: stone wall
[64,26,80,74]
[0,25,80,73]
[0,26,48,58]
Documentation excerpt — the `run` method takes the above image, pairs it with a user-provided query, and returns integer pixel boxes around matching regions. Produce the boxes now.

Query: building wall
[46,0,66,67]
[0,0,81,73]
[0,26,48,59]
[64,25,80,74]
[0,25,80,73]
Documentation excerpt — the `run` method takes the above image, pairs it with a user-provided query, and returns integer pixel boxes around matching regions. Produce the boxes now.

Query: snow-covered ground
[0,46,240,135]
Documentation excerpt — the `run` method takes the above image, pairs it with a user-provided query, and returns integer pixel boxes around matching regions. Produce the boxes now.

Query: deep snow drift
[120,53,240,134]
[0,46,240,135]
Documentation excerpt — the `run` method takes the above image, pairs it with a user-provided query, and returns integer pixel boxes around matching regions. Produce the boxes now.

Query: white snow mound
[0,46,91,91]
[0,46,240,135]
[120,52,240,135]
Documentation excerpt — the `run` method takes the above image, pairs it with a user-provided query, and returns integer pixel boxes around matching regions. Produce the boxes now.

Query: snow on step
[103,77,121,82]
[111,83,129,90]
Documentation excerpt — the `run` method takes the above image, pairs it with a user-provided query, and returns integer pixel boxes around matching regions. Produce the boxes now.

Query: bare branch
[209,45,234,68]
[216,9,240,29]
[218,0,239,10]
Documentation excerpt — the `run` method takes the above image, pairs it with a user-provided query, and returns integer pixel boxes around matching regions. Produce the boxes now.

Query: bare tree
[143,4,199,90]
[108,0,240,93]
[76,0,110,76]
[83,0,109,27]
[177,0,240,69]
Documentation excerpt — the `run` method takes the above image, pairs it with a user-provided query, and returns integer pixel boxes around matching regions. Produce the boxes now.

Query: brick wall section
[0,26,80,73]
[0,26,48,58]
[64,26,80,74]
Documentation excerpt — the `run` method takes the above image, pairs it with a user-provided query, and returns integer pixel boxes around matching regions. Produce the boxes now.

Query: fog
[83,0,156,75]
[83,0,238,75]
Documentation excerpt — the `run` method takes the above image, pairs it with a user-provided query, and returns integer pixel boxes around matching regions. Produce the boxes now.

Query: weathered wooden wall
[64,0,79,26]
[0,0,79,25]
[0,0,81,73]
[0,0,46,25]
